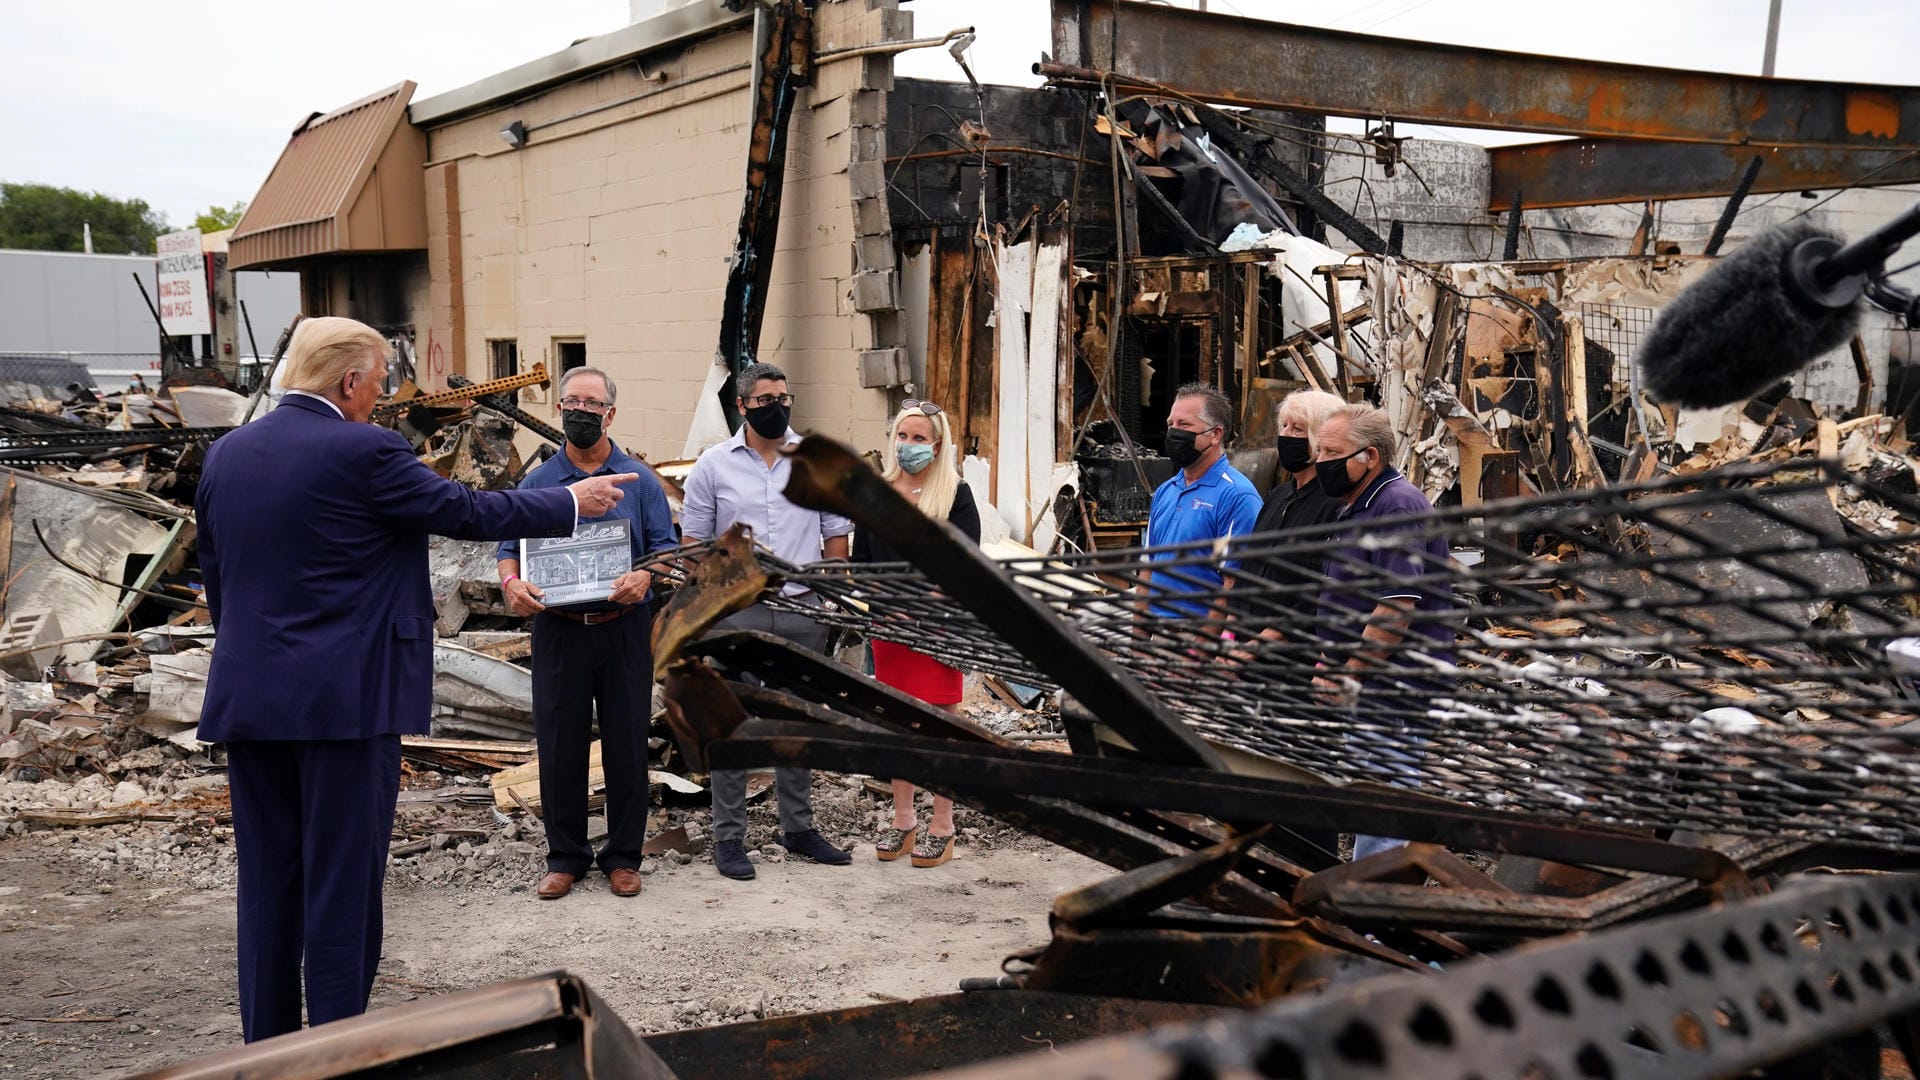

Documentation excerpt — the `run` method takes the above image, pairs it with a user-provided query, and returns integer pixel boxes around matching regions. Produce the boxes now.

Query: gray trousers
[709,596,828,844]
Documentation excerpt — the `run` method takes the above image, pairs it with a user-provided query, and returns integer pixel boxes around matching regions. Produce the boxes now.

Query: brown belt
[545,604,643,626]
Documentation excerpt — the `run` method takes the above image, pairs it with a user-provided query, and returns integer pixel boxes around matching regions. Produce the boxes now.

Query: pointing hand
[568,473,640,517]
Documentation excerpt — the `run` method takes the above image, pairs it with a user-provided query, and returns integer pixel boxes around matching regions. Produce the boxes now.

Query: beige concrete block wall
[423,162,466,380]
[419,0,904,462]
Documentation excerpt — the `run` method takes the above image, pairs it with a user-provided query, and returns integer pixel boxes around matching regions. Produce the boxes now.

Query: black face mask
[1316,449,1369,499]
[1275,434,1314,473]
[561,410,605,451]
[743,402,790,440]
[1164,428,1207,469]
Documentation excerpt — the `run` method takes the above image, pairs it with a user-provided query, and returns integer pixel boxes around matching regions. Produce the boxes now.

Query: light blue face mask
[896,441,936,474]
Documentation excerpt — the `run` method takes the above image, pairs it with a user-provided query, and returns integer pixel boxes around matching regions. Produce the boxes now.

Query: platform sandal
[876,824,918,862]
[910,830,956,868]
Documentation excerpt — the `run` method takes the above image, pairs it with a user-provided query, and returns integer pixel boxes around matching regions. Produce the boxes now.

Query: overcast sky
[3,0,1916,234]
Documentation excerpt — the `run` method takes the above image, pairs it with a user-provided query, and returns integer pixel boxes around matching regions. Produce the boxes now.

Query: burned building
[231,2,914,460]
[223,0,1920,548]
[10,5,1920,1078]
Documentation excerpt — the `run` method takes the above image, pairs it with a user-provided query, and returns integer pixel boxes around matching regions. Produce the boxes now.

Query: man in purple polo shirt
[1312,403,1455,861]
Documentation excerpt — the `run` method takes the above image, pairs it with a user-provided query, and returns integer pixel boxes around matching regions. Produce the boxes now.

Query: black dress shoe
[783,829,852,866]
[714,839,756,880]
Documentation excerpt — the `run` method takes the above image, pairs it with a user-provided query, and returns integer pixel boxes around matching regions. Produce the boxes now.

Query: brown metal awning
[229,81,427,270]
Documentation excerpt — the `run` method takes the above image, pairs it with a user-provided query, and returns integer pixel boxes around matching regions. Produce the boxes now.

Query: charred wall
[888,78,1116,254]
[888,78,1325,262]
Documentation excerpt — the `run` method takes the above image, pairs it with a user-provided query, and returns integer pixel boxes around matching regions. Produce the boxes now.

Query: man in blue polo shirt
[496,367,677,900]
[1312,403,1455,860]
[1143,383,1261,620]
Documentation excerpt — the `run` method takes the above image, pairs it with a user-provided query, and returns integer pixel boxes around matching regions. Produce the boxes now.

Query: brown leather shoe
[536,872,576,900]
[608,868,643,897]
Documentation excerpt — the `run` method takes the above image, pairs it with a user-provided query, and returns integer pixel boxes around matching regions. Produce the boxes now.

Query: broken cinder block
[847,159,886,201]
[429,535,514,637]
[857,348,911,389]
[855,235,893,274]
[850,269,898,313]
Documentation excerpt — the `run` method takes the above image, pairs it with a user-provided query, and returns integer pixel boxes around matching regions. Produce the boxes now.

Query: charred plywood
[887,78,1116,254]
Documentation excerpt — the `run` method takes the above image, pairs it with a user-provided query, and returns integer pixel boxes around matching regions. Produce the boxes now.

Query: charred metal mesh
[644,459,1920,852]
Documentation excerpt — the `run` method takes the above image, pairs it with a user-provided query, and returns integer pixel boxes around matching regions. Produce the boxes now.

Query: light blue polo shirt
[1144,454,1262,615]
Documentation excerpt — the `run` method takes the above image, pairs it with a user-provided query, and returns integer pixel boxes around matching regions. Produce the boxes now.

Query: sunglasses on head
[900,399,943,416]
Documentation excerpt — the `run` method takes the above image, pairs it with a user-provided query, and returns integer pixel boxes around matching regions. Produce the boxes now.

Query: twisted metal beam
[639,456,1920,853]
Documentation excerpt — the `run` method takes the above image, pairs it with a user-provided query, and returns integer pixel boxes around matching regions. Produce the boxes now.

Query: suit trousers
[227,735,401,1043]
[531,605,654,877]
[708,597,827,844]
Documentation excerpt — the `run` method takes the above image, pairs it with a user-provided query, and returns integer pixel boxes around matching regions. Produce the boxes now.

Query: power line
[1783,149,1920,224]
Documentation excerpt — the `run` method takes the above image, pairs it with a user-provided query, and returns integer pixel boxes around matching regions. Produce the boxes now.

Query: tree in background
[0,182,168,254]
[194,200,249,234]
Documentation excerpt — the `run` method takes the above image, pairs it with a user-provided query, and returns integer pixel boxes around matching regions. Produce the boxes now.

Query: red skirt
[871,639,964,705]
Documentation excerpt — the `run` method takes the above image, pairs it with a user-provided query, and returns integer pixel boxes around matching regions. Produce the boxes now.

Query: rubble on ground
[2,736,1038,896]
[0,368,1055,871]
[0,343,1905,903]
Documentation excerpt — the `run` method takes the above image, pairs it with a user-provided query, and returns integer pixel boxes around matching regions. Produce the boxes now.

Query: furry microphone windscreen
[1637,219,1863,409]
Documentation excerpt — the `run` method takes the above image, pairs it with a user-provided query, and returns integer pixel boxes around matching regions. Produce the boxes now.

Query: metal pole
[1761,0,1782,76]
[238,300,263,393]
[1703,155,1764,256]
[242,314,303,423]
[130,272,184,377]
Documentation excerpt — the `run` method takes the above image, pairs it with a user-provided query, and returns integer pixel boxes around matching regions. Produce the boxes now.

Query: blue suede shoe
[783,829,852,866]
[714,838,756,880]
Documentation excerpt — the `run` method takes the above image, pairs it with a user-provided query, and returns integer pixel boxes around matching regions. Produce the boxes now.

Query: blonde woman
[1232,389,1347,616]
[1258,390,1347,540]
[853,401,981,867]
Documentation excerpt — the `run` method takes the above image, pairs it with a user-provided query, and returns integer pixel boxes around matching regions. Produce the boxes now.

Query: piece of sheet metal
[922,872,1920,1080]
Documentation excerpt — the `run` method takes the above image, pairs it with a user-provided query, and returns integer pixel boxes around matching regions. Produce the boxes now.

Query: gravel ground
[0,769,1099,1079]
[0,687,1090,1078]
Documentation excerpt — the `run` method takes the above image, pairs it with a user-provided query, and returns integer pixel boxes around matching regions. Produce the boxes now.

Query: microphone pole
[1788,197,1920,308]
[1821,199,1920,283]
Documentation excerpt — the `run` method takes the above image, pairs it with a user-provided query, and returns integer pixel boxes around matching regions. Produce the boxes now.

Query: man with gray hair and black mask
[1311,403,1455,861]
[498,366,677,901]
[681,361,854,880]
[1142,382,1261,620]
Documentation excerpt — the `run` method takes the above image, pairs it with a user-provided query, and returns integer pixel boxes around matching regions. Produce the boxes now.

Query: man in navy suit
[195,316,638,1042]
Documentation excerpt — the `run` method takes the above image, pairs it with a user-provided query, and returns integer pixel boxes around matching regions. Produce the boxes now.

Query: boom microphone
[1637,219,1867,409]
[1639,199,1920,408]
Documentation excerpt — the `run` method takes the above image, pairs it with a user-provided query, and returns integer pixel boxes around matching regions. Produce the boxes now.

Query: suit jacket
[195,395,576,741]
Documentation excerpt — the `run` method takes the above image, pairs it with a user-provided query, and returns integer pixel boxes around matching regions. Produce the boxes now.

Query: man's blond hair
[278,317,386,394]
[1327,402,1397,464]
